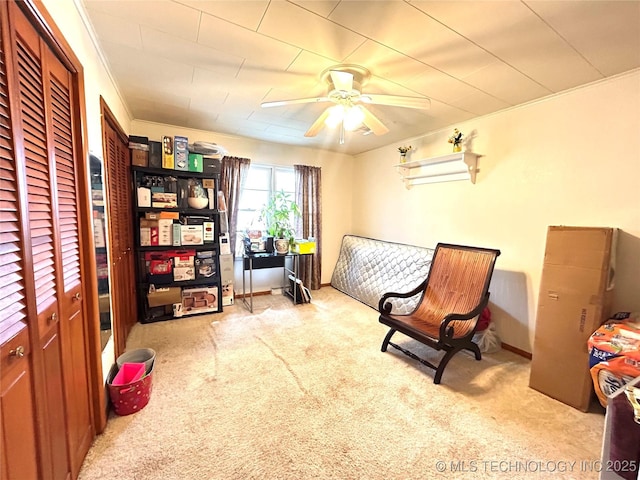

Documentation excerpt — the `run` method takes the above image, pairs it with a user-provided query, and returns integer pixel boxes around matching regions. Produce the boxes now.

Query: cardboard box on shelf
[131,149,148,167]
[180,225,203,245]
[188,152,203,172]
[149,140,162,168]
[151,192,177,208]
[162,135,174,169]
[182,286,218,315]
[174,135,189,171]
[147,287,182,308]
[529,226,618,411]
[158,219,173,246]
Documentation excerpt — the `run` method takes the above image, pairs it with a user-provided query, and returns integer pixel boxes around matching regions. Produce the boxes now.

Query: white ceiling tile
[84,0,200,41]
[121,85,191,110]
[344,40,432,86]
[330,1,495,79]
[462,60,552,105]
[177,0,269,30]
[403,67,479,103]
[525,0,640,76]
[413,1,604,92]
[198,12,301,70]
[449,90,511,116]
[258,1,366,62]
[289,1,340,18]
[83,8,142,48]
[140,27,244,77]
[100,40,195,90]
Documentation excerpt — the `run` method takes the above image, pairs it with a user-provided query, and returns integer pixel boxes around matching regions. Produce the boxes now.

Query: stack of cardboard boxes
[529,226,618,411]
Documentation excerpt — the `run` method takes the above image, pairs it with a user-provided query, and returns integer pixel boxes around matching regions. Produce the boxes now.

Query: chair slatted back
[414,244,499,338]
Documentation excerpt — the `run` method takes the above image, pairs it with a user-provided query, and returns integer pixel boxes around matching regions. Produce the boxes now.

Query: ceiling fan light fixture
[343,105,364,131]
[325,105,344,128]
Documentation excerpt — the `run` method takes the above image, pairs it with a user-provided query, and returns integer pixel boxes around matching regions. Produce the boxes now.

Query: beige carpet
[79,287,605,479]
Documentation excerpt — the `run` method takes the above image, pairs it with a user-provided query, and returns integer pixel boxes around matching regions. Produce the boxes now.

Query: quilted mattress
[330,235,434,314]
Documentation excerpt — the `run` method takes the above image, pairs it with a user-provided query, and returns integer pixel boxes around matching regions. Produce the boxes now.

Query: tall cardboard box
[529,226,618,411]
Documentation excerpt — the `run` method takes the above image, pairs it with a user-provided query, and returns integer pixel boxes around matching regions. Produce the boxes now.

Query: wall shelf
[395,152,479,188]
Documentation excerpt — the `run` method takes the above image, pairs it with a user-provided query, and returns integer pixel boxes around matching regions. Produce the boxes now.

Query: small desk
[241,253,308,312]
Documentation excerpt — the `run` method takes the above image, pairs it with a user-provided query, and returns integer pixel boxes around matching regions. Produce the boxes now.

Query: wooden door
[101,105,137,357]
[47,40,93,476]
[11,7,71,479]
[0,13,40,479]
[1,1,97,479]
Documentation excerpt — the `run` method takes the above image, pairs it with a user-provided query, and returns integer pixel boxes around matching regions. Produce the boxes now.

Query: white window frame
[235,164,296,256]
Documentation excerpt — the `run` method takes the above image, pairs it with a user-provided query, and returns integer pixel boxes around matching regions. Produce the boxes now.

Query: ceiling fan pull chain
[339,121,345,145]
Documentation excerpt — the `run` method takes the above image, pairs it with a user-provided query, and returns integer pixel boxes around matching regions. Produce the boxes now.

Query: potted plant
[261,190,301,254]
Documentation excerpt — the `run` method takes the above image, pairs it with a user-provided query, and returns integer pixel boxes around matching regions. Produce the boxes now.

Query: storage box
[151,192,177,208]
[203,156,221,175]
[131,148,148,167]
[222,282,234,306]
[149,140,162,168]
[188,153,203,172]
[162,135,174,169]
[529,226,618,411]
[173,250,195,281]
[182,287,219,315]
[293,239,316,254]
[219,253,234,284]
[203,221,215,243]
[158,219,173,246]
[195,250,216,279]
[180,225,203,245]
[147,286,182,307]
[137,187,151,207]
[174,135,189,171]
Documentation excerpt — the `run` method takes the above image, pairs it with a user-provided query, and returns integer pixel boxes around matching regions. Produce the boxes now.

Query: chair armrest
[378,277,428,314]
[439,292,490,340]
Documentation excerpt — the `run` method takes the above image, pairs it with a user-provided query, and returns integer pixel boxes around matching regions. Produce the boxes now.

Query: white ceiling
[80,0,640,155]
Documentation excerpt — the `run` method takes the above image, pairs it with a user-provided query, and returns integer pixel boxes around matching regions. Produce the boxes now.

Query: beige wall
[43,0,132,154]
[130,121,354,289]
[351,70,640,353]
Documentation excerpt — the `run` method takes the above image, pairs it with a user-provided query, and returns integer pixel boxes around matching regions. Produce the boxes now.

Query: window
[235,164,296,255]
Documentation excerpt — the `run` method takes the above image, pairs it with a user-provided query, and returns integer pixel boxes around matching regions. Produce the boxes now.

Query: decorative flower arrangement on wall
[397,145,412,163]
[448,129,463,152]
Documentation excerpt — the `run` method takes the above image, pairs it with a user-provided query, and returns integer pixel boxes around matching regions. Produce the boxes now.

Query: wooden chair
[378,243,501,384]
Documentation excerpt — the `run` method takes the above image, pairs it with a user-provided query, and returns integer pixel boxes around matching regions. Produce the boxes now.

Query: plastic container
[116,348,156,374]
[111,363,145,386]
[108,360,155,416]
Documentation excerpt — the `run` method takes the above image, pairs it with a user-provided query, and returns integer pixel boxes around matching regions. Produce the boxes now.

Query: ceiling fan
[261,64,430,144]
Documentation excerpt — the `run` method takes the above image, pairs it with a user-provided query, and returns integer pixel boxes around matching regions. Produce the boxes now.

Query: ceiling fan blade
[360,94,430,110]
[261,96,329,108]
[359,106,389,136]
[304,107,332,137]
[329,70,353,92]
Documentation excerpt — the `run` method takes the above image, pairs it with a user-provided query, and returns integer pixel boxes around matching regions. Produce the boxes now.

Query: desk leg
[241,256,254,313]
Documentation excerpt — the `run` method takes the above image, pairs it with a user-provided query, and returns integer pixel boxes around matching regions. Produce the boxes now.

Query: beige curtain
[220,156,250,256]
[294,165,322,290]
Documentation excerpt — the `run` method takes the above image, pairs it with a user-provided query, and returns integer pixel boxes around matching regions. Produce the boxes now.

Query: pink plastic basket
[112,363,145,386]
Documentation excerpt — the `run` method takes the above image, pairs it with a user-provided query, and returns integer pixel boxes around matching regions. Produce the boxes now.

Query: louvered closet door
[13,9,70,480]
[0,13,39,479]
[46,44,93,475]
[103,119,136,356]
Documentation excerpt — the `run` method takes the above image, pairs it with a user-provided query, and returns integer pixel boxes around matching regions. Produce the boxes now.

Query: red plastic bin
[108,361,154,416]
